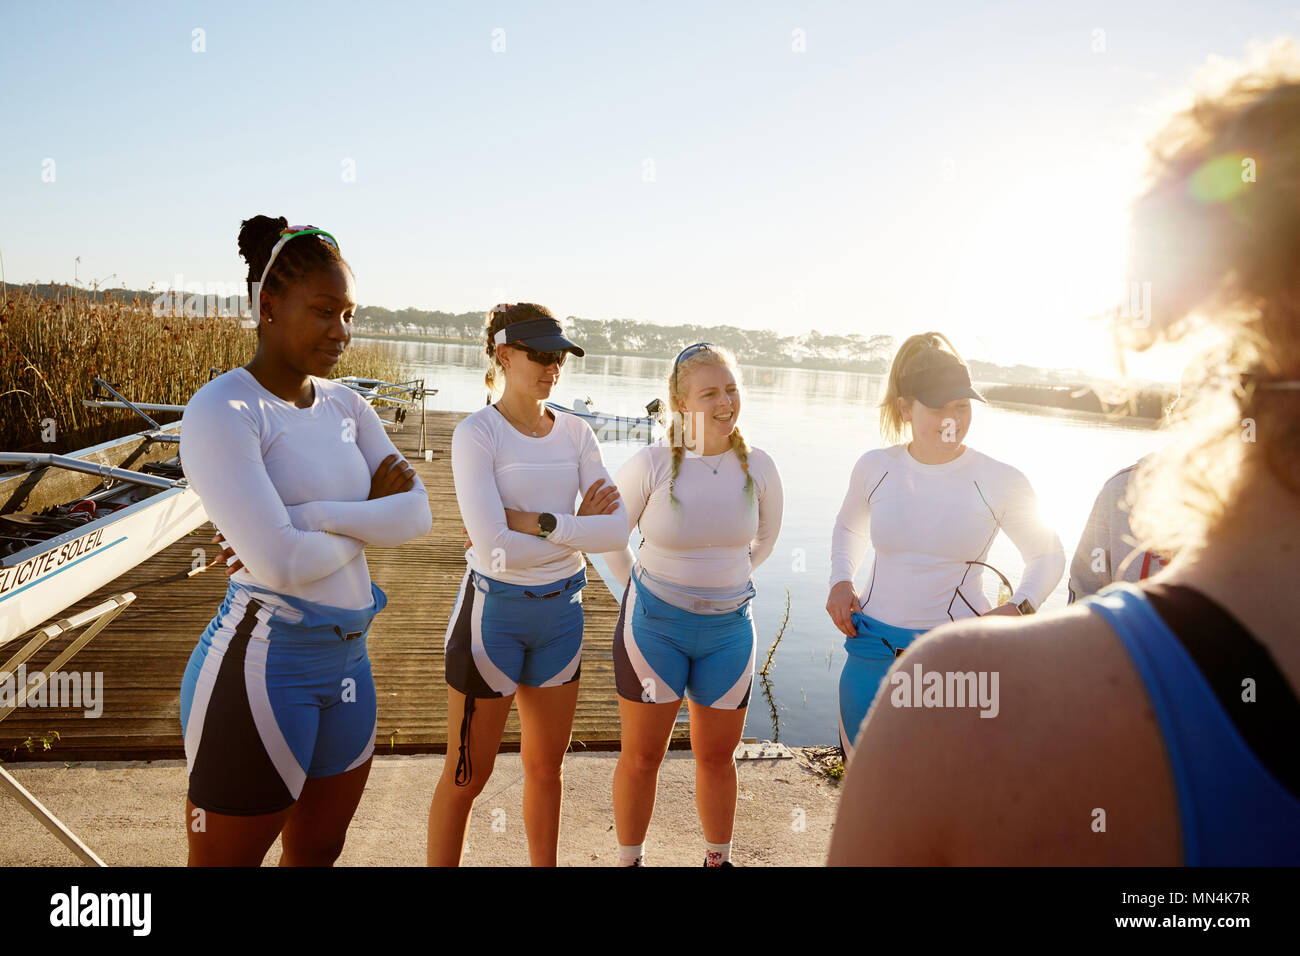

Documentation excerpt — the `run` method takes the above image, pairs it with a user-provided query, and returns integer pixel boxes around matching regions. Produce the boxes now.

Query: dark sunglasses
[510,344,567,367]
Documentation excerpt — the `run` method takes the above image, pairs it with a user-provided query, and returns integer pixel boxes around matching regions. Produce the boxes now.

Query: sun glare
[944,165,1134,376]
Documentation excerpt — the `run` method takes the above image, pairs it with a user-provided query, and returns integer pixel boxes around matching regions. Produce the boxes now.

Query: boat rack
[335,376,432,453]
[85,374,434,455]
[79,378,181,445]
[0,593,138,867]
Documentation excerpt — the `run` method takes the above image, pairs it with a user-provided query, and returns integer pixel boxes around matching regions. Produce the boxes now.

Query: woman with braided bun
[428,303,629,866]
[830,53,1300,865]
[598,343,784,867]
[179,215,431,865]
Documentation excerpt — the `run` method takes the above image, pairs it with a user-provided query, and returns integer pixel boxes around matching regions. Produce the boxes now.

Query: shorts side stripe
[344,712,378,773]
[187,597,295,814]
[618,578,678,704]
[711,631,756,710]
[184,587,253,773]
[839,709,855,761]
[444,567,499,697]
[444,567,472,649]
[469,586,516,695]
[243,606,308,800]
[539,638,582,688]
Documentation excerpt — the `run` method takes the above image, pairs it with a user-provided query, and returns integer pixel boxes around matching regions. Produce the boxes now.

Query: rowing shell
[0,421,208,647]
[545,401,660,444]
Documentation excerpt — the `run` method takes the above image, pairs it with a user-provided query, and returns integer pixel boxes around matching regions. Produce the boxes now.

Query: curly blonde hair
[661,345,755,508]
[1123,43,1300,556]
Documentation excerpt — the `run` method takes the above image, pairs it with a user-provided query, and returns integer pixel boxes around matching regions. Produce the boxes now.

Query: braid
[668,417,685,508]
[729,426,756,507]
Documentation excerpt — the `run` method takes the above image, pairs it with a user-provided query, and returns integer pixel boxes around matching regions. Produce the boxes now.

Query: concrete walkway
[0,750,842,866]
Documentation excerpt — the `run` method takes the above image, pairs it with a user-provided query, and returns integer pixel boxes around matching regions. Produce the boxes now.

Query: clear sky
[2,1,1297,381]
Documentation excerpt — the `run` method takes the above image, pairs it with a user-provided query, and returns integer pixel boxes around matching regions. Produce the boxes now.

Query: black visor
[495,317,585,357]
[899,363,986,408]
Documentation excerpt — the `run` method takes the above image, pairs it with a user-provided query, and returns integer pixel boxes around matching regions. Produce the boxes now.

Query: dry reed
[0,286,412,453]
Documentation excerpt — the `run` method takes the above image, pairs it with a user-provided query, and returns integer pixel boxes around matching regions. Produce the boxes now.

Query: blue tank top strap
[1079,582,1300,865]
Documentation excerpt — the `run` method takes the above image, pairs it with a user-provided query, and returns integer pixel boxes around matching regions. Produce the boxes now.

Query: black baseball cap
[899,362,986,408]
[493,316,585,356]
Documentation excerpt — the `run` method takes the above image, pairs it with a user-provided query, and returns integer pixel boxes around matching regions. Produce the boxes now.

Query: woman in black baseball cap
[825,332,1064,761]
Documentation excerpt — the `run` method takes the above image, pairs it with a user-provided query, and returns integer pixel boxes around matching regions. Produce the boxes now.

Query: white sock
[705,841,731,866]
[618,844,644,867]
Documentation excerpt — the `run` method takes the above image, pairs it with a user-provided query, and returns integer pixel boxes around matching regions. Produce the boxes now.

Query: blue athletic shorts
[443,567,586,697]
[613,571,756,709]
[839,611,927,758]
[180,579,387,816]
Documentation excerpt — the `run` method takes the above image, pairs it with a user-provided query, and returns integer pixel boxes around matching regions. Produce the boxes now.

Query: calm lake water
[365,338,1164,745]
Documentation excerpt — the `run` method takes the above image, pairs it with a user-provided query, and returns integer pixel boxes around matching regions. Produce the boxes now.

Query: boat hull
[0,482,207,647]
[545,403,657,443]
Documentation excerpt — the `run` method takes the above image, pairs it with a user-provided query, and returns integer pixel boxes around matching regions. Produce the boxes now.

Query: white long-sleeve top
[179,367,432,610]
[829,443,1064,629]
[600,442,784,610]
[451,404,630,586]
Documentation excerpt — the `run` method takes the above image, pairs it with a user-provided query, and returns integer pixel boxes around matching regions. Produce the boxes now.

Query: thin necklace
[693,449,729,474]
[496,402,546,436]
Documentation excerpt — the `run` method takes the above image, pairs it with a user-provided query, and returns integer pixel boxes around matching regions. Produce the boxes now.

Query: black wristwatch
[1016,598,1035,616]
[537,513,557,538]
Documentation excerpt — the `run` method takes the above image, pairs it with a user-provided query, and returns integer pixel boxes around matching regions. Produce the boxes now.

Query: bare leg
[426,687,514,866]
[514,680,581,866]
[612,696,682,849]
[185,797,290,867]
[687,699,748,845]
[278,758,373,866]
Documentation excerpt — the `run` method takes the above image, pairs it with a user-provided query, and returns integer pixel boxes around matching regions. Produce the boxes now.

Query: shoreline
[353,333,1173,419]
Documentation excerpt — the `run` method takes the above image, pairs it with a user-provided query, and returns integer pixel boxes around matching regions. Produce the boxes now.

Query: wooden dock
[1,410,683,762]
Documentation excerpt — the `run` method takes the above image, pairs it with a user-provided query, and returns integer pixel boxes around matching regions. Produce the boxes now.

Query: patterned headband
[252,225,340,323]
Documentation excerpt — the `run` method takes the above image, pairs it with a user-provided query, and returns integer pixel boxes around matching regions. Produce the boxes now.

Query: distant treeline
[7,284,1163,414]
[352,304,1093,386]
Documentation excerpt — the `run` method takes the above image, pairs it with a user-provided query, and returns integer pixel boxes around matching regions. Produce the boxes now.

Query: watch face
[539,513,557,533]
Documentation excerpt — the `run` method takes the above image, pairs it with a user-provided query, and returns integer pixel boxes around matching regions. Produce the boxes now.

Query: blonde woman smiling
[600,343,784,867]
